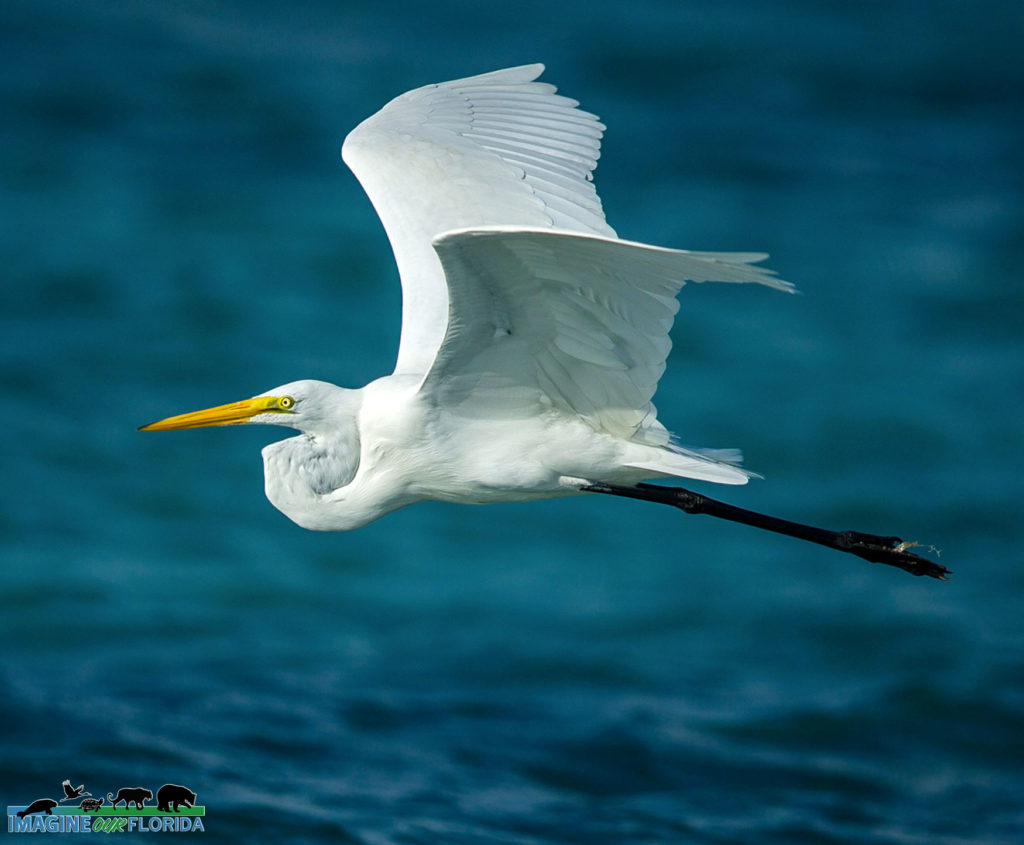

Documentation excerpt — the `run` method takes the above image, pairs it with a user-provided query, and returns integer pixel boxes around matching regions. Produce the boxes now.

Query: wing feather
[342,65,614,376]
[343,66,792,451]
[424,227,793,441]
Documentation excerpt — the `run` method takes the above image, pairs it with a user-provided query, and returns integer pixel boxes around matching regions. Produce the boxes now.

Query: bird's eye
[278,396,295,410]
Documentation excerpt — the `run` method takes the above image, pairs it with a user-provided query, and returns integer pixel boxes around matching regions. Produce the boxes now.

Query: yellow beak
[138,395,294,431]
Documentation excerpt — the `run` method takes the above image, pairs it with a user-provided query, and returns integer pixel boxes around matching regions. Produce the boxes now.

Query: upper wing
[342,65,614,377]
[423,227,793,441]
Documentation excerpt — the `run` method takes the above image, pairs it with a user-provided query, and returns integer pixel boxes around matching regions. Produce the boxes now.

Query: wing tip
[448,63,547,87]
[431,228,798,293]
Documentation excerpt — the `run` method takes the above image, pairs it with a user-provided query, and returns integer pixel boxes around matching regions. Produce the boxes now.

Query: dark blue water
[3,1,1023,841]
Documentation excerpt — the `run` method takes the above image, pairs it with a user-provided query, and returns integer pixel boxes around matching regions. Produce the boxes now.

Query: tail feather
[625,446,752,485]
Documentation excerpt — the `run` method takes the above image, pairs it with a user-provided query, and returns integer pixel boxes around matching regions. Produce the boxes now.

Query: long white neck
[260,386,369,530]
[258,378,427,531]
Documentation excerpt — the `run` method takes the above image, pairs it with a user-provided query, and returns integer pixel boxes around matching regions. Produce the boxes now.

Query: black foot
[834,531,950,579]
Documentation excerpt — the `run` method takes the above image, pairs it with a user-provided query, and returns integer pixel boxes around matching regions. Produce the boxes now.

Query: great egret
[141,65,946,579]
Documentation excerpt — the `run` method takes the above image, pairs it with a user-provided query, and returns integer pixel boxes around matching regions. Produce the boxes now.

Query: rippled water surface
[3,1,1023,841]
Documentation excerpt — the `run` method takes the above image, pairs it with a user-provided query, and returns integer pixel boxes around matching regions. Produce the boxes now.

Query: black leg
[582,481,950,580]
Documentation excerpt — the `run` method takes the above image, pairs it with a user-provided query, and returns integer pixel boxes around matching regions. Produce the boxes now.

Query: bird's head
[141,379,365,528]
[138,379,352,435]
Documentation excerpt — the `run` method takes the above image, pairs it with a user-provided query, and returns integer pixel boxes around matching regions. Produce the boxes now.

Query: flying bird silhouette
[61,780,90,802]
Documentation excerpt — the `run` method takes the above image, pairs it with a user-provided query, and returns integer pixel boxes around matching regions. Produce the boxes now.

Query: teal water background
[3,1,1023,842]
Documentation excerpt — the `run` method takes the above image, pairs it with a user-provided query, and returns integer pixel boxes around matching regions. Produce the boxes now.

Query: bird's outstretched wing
[342,64,614,377]
[424,227,791,441]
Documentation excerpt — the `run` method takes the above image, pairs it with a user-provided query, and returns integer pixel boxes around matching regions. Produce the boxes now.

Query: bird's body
[141,64,791,530]
[257,373,740,532]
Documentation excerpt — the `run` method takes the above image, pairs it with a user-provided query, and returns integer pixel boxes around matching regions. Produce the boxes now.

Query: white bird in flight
[141,65,946,579]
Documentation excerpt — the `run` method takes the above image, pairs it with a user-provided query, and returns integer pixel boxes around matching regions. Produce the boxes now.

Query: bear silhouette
[17,798,58,818]
[80,797,104,812]
[107,787,152,809]
[156,783,196,813]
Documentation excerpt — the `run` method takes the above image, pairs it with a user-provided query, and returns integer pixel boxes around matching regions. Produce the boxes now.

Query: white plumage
[140,64,792,531]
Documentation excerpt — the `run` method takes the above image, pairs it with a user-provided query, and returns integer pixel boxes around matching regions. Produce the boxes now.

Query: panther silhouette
[107,787,152,810]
